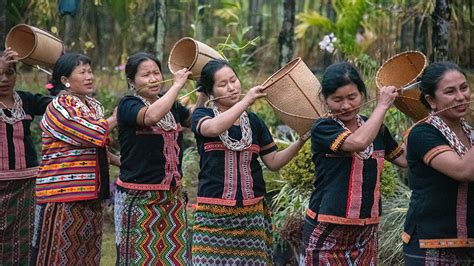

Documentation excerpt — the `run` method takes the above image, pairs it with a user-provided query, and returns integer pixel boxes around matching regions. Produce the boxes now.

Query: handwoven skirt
[31,200,103,265]
[0,178,35,265]
[114,187,188,265]
[403,235,474,265]
[191,201,273,266]
[302,218,378,266]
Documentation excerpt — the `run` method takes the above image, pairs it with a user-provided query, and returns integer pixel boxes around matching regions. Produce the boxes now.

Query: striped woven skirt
[114,187,188,265]
[302,218,378,266]
[191,201,273,265]
[0,178,35,265]
[403,235,474,265]
[31,200,103,265]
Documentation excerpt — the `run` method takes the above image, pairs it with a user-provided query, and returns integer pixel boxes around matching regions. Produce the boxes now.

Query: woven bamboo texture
[5,24,64,69]
[168,37,223,80]
[376,50,428,121]
[261,57,323,135]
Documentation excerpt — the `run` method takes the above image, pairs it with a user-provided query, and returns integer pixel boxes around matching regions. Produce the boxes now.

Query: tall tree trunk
[413,16,428,55]
[323,0,335,68]
[95,4,113,67]
[0,0,5,51]
[59,0,81,50]
[247,0,263,61]
[400,19,412,51]
[63,14,75,48]
[267,0,279,40]
[400,0,414,51]
[470,0,474,68]
[154,0,166,63]
[248,0,263,40]
[195,0,207,40]
[432,0,451,61]
[278,0,295,67]
[278,0,295,68]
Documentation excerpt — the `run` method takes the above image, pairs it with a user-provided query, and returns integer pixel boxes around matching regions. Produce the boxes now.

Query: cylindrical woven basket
[376,50,428,121]
[5,24,64,69]
[168,37,223,80]
[261,57,323,135]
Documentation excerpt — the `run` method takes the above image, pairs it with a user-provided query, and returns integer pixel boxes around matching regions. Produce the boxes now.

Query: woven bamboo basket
[261,57,323,135]
[376,50,428,121]
[168,37,223,80]
[5,24,64,69]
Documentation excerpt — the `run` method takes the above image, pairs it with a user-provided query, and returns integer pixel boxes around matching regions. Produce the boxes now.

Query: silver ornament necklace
[0,91,26,124]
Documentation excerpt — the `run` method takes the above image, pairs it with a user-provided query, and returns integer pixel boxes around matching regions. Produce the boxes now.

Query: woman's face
[426,70,470,121]
[0,58,16,97]
[325,83,363,122]
[132,59,163,99]
[64,62,94,96]
[212,66,241,108]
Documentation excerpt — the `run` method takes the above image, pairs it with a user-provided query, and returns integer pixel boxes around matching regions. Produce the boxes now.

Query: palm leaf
[295,11,335,38]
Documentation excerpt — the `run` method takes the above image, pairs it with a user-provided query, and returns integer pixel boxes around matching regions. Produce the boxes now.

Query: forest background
[2,0,473,265]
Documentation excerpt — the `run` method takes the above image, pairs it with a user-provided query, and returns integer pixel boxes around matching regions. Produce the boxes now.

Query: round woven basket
[376,50,428,121]
[5,24,64,69]
[261,57,323,135]
[168,37,223,80]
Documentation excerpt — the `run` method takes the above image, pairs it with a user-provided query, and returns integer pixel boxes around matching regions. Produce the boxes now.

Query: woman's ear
[60,76,68,86]
[127,78,137,90]
[425,94,437,111]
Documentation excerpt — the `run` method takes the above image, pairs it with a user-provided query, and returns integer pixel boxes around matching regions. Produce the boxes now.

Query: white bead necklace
[211,101,252,151]
[0,91,26,124]
[136,95,177,131]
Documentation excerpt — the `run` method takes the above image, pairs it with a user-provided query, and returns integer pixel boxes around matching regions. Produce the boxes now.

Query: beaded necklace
[334,114,373,159]
[135,95,177,131]
[0,91,26,124]
[211,100,252,151]
[428,114,472,156]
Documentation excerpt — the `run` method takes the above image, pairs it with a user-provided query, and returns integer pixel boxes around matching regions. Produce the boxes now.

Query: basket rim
[167,37,199,74]
[5,24,38,60]
[261,57,302,90]
[375,50,427,89]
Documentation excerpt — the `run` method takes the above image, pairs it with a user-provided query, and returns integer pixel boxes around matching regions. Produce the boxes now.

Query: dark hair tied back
[320,62,366,100]
[198,59,234,96]
[49,52,91,96]
[418,62,466,109]
[125,52,162,90]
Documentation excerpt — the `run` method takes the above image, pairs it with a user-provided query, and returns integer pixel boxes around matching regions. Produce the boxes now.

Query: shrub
[380,160,398,198]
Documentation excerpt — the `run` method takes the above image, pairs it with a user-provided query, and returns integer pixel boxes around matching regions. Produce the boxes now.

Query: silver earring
[65,82,71,88]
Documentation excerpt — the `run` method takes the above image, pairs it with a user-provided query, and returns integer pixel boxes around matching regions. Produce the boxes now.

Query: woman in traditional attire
[31,52,116,265]
[190,59,308,265]
[114,52,205,265]
[0,48,54,265]
[403,62,474,264]
[302,62,407,265]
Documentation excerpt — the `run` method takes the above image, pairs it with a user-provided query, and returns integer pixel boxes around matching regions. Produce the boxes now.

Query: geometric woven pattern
[114,188,188,265]
[32,200,103,265]
[0,179,36,265]
[191,201,273,265]
[304,222,378,266]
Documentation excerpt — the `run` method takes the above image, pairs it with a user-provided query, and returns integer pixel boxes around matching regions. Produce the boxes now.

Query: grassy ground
[101,219,116,265]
